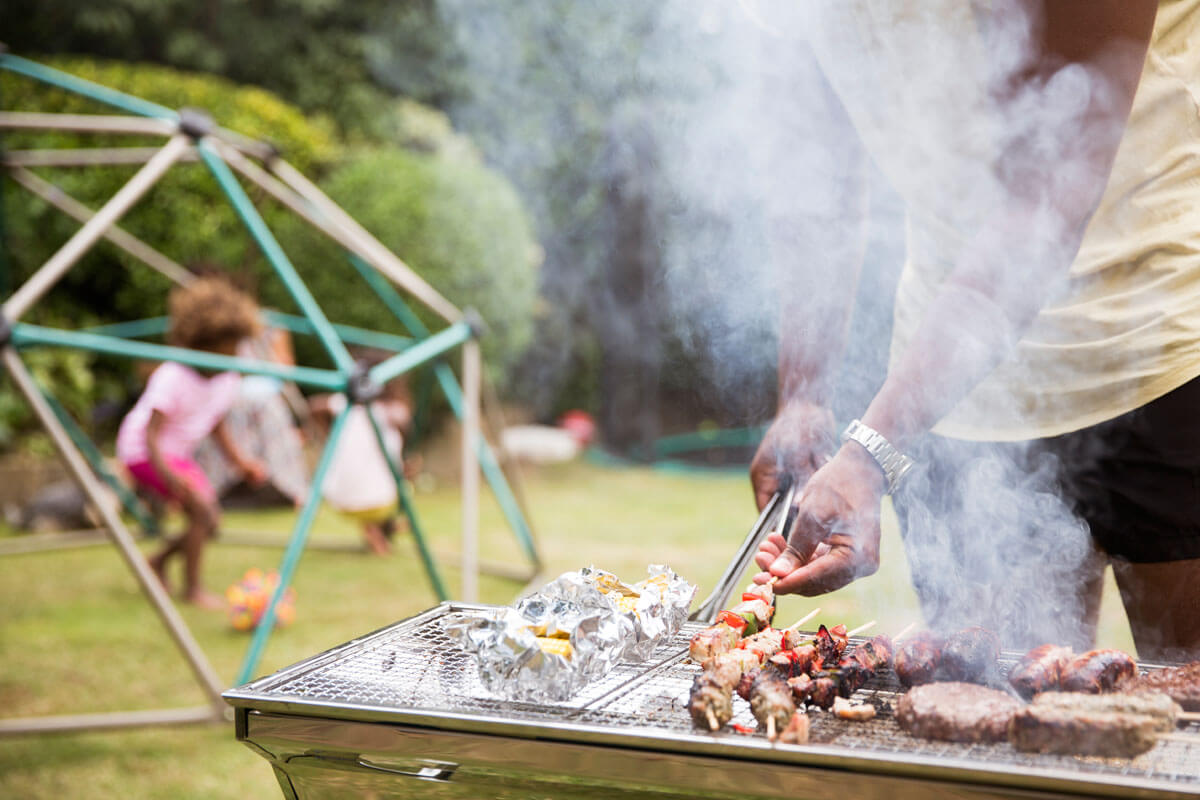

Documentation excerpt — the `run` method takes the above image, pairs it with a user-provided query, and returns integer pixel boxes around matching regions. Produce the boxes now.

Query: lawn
[0,460,1135,798]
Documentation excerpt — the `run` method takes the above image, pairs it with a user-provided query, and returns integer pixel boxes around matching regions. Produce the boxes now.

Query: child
[117,277,267,608]
[309,368,412,556]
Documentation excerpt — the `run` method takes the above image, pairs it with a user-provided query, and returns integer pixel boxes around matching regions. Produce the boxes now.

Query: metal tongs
[689,482,798,623]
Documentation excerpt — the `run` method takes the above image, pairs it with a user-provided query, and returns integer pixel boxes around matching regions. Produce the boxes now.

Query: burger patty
[1128,661,1200,711]
[1009,692,1179,758]
[895,682,1022,743]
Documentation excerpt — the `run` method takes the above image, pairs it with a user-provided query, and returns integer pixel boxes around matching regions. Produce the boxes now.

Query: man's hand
[749,401,838,511]
[753,443,886,595]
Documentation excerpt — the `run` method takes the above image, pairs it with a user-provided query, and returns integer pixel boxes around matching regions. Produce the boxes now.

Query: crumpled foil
[443,565,695,702]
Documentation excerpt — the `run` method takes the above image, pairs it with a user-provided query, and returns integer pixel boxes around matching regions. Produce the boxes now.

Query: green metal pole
[195,141,355,375]
[260,310,413,353]
[39,389,160,535]
[347,253,539,567]
[82,316,170,339]
[347,253,430,337]
[363,405,448,601]
[235,403,352,685]
[368,321,472,386]
[12,323,346,391]
[0,54,178,121]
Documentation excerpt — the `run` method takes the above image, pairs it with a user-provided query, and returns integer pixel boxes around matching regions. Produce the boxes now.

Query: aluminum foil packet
[443,565,695,702]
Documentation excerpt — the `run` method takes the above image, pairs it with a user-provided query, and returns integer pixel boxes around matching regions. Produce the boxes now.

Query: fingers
[770,538,880,596]
[770,548,857,596]
[754,532,787,571]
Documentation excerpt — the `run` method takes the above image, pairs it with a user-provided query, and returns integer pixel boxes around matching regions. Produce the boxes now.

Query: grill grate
[237,605,1200,790]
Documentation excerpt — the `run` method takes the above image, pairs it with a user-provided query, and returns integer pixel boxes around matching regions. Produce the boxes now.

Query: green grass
[0,461,1135,798]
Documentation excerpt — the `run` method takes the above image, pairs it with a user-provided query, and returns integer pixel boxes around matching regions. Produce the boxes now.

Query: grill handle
[689,489,786,623]
[355,757,458,782]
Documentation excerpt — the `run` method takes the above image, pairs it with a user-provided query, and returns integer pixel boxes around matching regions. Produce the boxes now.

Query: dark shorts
[891,376,1200,646]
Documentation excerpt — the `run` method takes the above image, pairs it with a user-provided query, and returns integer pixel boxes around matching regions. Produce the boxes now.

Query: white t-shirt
[116,362,241,463]
[320,394,403,512]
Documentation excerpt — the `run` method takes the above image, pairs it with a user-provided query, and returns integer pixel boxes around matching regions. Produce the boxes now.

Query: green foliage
[273,147,540,385]
[0,0,424,138]
[0,56,541,443]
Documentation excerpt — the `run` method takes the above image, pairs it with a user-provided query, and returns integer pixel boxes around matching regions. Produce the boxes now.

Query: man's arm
[749,50,871,510]
[762,0,1158,595]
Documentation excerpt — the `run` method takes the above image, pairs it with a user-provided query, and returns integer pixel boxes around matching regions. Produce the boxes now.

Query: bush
[274,146,541,387]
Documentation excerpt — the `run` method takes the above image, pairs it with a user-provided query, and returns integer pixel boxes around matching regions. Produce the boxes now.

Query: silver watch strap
[840,419,913,494]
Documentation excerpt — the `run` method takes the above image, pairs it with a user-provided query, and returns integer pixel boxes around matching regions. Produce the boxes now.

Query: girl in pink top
[118,278,267,608]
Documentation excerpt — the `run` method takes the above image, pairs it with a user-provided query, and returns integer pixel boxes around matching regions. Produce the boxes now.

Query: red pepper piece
[730,723,755,735]
[718,610,748,632]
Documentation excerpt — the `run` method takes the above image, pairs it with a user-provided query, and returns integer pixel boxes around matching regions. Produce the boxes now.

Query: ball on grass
[226,568,295,632]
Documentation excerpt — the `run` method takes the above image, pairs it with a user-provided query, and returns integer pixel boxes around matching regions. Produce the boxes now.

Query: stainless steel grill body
[225,603,1200,799]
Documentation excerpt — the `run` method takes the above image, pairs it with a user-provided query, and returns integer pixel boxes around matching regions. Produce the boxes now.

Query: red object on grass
[558,409,596,445]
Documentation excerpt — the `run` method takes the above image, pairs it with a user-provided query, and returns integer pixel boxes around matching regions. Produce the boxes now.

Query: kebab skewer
[688,582,776,662]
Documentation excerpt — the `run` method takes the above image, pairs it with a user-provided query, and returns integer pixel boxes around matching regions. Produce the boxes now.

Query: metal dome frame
[0,52,541,734]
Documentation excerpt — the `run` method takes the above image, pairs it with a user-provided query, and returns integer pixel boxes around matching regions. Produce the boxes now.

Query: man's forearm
[861,2,1155,448]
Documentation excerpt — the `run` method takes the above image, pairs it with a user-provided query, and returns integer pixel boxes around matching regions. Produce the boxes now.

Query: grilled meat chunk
[787,674,814,704]
[736,667,761,702]
[779,710,810,744]
[1009,644,1074,699]
[766,646,819,679]
[941,627,1000,683]
[807,673,839,710]
[1060,649,1137,693]
[896,682,1022,743]
[689,623,741,662]
[1009,692,1179,758]
[833,660,872,698]
[740,627,800,662]
[854,636,893,672]
[749,671,796,737]
[701,652,747,689]
[815,624,848,664]
[688,673,733,730]
[1129,661,1200,711]
[832,695,877,721]
[894,632,942,688]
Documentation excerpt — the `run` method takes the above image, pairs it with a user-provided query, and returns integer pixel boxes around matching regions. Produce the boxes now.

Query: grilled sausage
[941,627,1000,683]
[1009,644,1074,698]
[1059,649,1138,693]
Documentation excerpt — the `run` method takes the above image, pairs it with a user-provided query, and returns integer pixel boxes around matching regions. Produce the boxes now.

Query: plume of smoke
[429,0,1143,645]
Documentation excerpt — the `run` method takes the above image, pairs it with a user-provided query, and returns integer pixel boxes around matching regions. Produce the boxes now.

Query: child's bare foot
[183,589,225,610]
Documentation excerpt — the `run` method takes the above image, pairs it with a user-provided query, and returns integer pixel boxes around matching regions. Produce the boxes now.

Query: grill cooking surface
[229,604,1200,795]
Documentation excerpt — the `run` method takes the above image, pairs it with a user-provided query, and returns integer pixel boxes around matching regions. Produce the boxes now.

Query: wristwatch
[840,419,914,495]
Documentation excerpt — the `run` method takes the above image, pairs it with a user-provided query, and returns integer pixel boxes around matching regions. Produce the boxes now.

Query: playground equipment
[0,52,541,733]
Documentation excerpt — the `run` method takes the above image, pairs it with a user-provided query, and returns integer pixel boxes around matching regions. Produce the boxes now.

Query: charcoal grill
[225,602,1200,799]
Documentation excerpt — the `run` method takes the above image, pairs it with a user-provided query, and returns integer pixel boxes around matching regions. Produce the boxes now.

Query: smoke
[425,1,1146,646]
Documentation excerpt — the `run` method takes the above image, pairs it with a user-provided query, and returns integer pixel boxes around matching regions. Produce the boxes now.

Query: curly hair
[166,276,261,352]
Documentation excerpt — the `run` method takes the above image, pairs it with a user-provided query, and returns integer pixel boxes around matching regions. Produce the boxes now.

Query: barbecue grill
[225,602,1200,799]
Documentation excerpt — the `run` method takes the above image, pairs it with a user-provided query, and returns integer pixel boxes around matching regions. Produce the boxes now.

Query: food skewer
[846,620,876,638]
[893,622,917,642]
[785,607,821,631]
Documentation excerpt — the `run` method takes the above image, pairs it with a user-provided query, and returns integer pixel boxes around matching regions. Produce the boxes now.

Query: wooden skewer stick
[706,707,720,732]
[766,715,777,742]
[1178,711,1200,723]
[786,607,822,632]
[846,620,877,638]
[892,622,917,643]
[1159,732,1196,744]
